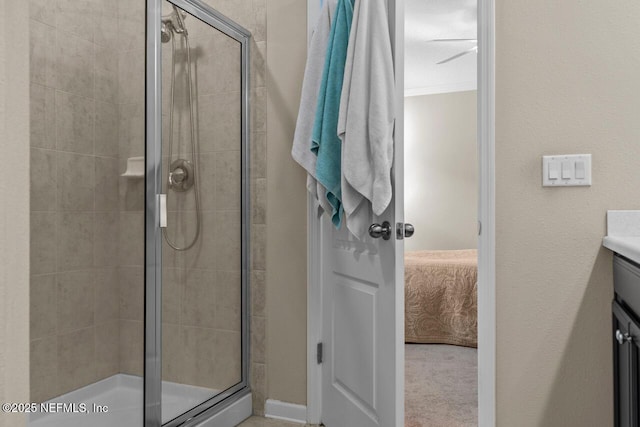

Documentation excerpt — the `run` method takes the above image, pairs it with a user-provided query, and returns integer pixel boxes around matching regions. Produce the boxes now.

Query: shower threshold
[29,374,251,427]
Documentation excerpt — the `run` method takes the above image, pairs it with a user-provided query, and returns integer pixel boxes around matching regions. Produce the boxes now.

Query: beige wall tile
[95,46,118,104]
[57,152,95,211]
[30,336,58,403]
[119,175,145,212]
[162,268,183,325]
[250,270,265,318]
[214,211,242,271]
[182,269,217,328]
[94,268,119,322]
[196,35,240,96]
[182,270,241,331]
[118,212,144,266]
[95,101,118,157]
[30,20,56,87]
[181,326,241,390]
[94,212,119,267]
[183,211,219,271]
[118,266,144,321]
[251,41,266,89]
[252,178,266,225]
[251,88,266,133]
[57,212,94,271]
[119,319,143,376]
[93,0,118,48]
[56,0,96,43]
[161,322,182,383]
[251,132,266,179]
[57,270,95,333]
[251,224,265,271]
[30,84,56,149]
[252,0,266,43]
[116,0,145,52]
[118,102,144,159]
[57,327,97,394]
[117,50,144,105]
[198,92,241,153]
[30,274,57,340]
[29,0,56,26]
[31,212,57,275]
[214,151,241,211]
[95,320,119,378]
[251,316,265,364]
[212,329,242,389]
[251,363,266,416]
[55,90,95,154]
[54,31,95,99]
[30,148,57,211]
[95,157,119,211]
[214,271,241,332]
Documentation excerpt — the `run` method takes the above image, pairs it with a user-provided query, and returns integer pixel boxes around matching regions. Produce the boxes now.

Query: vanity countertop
[603,210,640,264]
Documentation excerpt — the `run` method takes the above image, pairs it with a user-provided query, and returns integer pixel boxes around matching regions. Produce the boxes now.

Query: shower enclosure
[28,0,251,425]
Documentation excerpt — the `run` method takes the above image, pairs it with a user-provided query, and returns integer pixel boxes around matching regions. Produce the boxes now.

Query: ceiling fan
[430,39,478,64]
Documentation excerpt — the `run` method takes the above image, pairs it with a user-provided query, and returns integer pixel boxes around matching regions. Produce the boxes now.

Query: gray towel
[338,0,395,238]
[291,0,337,215]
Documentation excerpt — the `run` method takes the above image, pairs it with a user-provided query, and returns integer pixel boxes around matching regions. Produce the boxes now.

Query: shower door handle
[159,194,167,228]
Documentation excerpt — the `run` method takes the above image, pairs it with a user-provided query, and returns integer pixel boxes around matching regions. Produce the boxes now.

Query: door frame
[305,0,496,425]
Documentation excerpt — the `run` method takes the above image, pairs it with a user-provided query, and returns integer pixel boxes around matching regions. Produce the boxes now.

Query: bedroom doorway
[404,1,479,426]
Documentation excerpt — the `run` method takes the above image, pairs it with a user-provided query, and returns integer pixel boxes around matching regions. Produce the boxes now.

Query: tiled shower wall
[29,0,268,415]
[29,0,121,402]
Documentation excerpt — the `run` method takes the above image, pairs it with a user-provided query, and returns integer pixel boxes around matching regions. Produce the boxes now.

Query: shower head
[161,21,172,43]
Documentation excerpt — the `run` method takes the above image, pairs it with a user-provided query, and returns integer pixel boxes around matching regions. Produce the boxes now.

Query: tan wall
[495,1,640,425]
[265,0,308,405]
[0,0,30,426]
[404,91,478,252]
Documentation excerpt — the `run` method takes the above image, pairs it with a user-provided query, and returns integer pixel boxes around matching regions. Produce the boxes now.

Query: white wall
[0,1,30,426]
[496,1,640,425]
[404,91,478,252]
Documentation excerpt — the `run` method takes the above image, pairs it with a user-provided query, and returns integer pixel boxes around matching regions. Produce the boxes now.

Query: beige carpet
[405,344,478,427]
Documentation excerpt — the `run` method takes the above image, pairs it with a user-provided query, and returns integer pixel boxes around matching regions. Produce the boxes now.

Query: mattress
[405,249,478,348]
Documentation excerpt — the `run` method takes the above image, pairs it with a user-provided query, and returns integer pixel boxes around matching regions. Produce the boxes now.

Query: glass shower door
[145,1,251,425]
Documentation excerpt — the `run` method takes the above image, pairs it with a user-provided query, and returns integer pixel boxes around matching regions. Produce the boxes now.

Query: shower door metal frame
[145,1,252,426]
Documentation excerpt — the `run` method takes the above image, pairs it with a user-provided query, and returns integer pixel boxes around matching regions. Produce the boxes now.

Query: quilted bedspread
[404,249,478,348]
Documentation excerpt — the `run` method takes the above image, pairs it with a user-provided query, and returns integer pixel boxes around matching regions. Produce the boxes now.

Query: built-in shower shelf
[121,156,145,178]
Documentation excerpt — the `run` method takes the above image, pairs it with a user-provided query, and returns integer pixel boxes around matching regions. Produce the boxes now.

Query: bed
[404,249,478,348]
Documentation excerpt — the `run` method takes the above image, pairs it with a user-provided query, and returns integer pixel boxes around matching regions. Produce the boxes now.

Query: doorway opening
[403,1,478,426]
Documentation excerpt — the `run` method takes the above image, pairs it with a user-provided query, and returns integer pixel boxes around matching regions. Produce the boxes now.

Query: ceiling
[405,0,477,96]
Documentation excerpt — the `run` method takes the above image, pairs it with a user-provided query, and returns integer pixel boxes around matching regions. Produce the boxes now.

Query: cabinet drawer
[614,255,640,317]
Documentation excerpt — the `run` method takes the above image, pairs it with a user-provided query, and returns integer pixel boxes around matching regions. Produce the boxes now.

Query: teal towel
[311,0,354,229]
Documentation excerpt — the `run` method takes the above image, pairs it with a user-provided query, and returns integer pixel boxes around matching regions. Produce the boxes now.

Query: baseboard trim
[264,399,307,424]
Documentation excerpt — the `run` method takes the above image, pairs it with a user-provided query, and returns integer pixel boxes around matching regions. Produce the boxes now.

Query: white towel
[291,0,337,216]
[338,0,395,238]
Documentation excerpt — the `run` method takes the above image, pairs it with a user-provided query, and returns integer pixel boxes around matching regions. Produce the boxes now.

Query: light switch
[542,154,592,187]
[575,161,586,179]
[548,162,559,180]
[561,161,572,179]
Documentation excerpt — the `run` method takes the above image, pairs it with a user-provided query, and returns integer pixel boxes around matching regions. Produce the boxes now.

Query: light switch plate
[542,154,592,187]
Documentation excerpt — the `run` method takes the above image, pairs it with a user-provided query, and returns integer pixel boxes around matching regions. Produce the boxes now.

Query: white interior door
[319,2,404,426]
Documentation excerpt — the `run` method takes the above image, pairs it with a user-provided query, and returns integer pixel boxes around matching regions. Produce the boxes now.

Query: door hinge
[317,342,323,364]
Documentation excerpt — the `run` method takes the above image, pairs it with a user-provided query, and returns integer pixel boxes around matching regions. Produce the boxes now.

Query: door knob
[404,223,415,238]
[369,221,392,240]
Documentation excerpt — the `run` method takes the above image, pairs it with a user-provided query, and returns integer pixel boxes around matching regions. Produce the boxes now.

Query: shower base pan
[29,374,251,427]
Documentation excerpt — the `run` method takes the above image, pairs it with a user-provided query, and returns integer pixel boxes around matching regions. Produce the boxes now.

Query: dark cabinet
[613,255,640,427]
